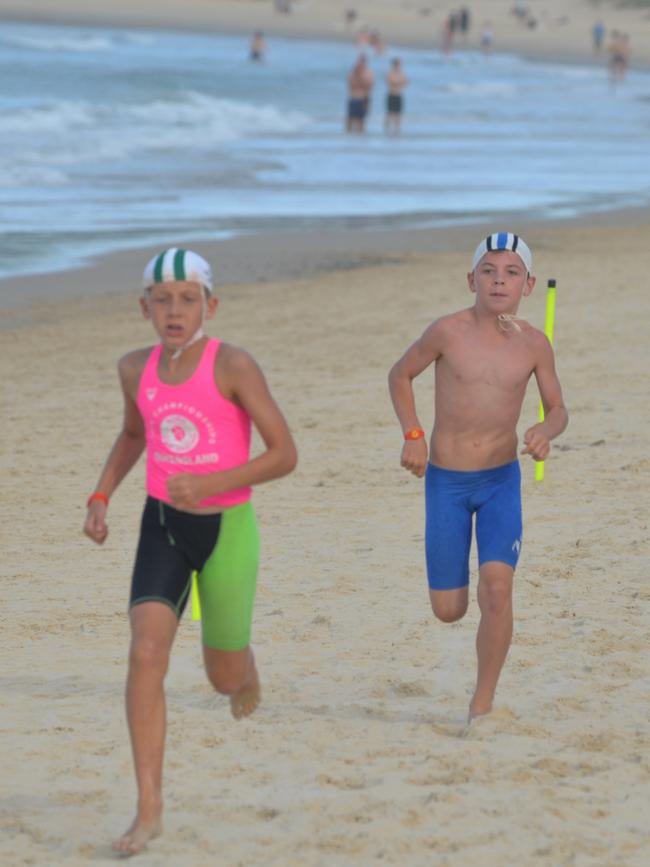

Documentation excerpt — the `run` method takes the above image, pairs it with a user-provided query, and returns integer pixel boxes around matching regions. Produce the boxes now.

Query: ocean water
[2,21,650,279]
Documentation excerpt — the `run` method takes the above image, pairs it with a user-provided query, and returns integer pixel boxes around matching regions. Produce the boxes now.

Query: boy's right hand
[401,439,428,477]
[84,502,108,545]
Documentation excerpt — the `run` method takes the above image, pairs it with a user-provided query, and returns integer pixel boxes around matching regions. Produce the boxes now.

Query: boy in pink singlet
[83,248,297,856]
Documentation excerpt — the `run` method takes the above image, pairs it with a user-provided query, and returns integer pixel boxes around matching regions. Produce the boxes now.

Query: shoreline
[3,1,649,306]
[2,205,650,311]
[1,0,650,69]
[3,1,649,311]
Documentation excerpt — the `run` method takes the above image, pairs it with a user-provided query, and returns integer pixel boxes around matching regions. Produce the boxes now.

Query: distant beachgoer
[356,28,371,47]
[249,31,266,62]
[608,31,630,83]
[274,0,292,14]
[442,15,455,55]
[513,1,537,29]
[84,248,297,855]
[480,22,494,55]
[346,53,374,133]
[513,0,528,21]
[459,7,471,37]
[385,58,408,134]
[592,21,606,53]
[389,232,568,723]
[369,29,386,55]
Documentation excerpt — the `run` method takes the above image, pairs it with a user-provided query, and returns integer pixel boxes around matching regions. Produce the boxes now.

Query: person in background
[385,58,408,134]
[459,7,471,40]
[346,53,374,133]
[250,31,266,62]
[608,31,630,84]
[592,20,606,53]
[480,21,494,55]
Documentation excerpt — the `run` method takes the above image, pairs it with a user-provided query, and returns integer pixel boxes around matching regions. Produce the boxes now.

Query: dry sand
[1,219,649,865]
[1,0,650,66]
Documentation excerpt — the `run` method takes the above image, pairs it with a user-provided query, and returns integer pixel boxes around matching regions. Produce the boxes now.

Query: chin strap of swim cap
[170,327,205,360]
[497,313,524,333]
[169,291,208,360]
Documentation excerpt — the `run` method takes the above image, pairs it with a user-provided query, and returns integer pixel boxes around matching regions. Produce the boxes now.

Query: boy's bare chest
[441,338,534,391]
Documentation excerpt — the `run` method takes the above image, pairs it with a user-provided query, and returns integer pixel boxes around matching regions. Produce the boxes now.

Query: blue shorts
[348,98,368,120]
[425,461,523,591]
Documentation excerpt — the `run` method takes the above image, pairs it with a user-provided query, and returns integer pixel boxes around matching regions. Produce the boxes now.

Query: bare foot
[230,665,261,720]
[468,697,493,723]
[112,814,162,857]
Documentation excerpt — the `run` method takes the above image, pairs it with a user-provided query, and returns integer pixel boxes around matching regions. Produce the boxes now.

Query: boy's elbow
[388,362,403,390]
[279,441,298,476]
[286,444,298,474]
[124,425,145,447]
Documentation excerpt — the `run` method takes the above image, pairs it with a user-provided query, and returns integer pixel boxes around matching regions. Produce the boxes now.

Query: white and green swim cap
[143,248,213,293]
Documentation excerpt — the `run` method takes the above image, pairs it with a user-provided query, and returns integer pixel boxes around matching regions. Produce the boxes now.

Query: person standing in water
[346,53,374,133]
[384,57,408,134]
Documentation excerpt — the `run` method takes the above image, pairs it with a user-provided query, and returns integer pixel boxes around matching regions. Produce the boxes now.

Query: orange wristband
[87,492,109,508]
[404,428,425,441]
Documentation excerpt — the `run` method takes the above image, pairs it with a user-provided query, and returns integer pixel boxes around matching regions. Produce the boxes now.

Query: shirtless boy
[384,58,408,134]
[388,232,568,720]
[84,248,297,855]
[346,53,374,133]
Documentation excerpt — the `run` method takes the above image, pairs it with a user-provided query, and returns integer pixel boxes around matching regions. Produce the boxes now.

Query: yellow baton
[191,571,202,620]
[535,279,557,482]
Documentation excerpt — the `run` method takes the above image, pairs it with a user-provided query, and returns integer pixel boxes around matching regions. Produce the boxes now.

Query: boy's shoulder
[215,341,258,374]
[117,346,155,390]
[516,318,550,348]
[118,346,154,373]
[214,342,264,402]
[427,307,474,337]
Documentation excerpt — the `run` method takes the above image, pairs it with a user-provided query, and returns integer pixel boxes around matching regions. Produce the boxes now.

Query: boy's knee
[204,645,252,695]
[208,669,247,696]
[478,575,512,615]
[129,637,170,674]
[432,605,467,624]
[430,590,468,623]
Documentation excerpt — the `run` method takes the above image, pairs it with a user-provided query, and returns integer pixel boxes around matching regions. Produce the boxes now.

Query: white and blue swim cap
[472,232,532,274]
[143,248,213,293]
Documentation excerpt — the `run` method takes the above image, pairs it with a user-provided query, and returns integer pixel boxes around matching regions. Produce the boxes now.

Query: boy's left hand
[521,423,550,461]
[167,474,207,510]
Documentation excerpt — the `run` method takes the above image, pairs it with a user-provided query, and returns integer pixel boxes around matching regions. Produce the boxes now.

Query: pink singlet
[136,338,252,509]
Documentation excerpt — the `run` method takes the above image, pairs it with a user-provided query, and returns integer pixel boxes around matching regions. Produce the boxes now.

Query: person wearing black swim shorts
[346,52,374,133]
[83,248,297,855]
[385,57,408,134]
